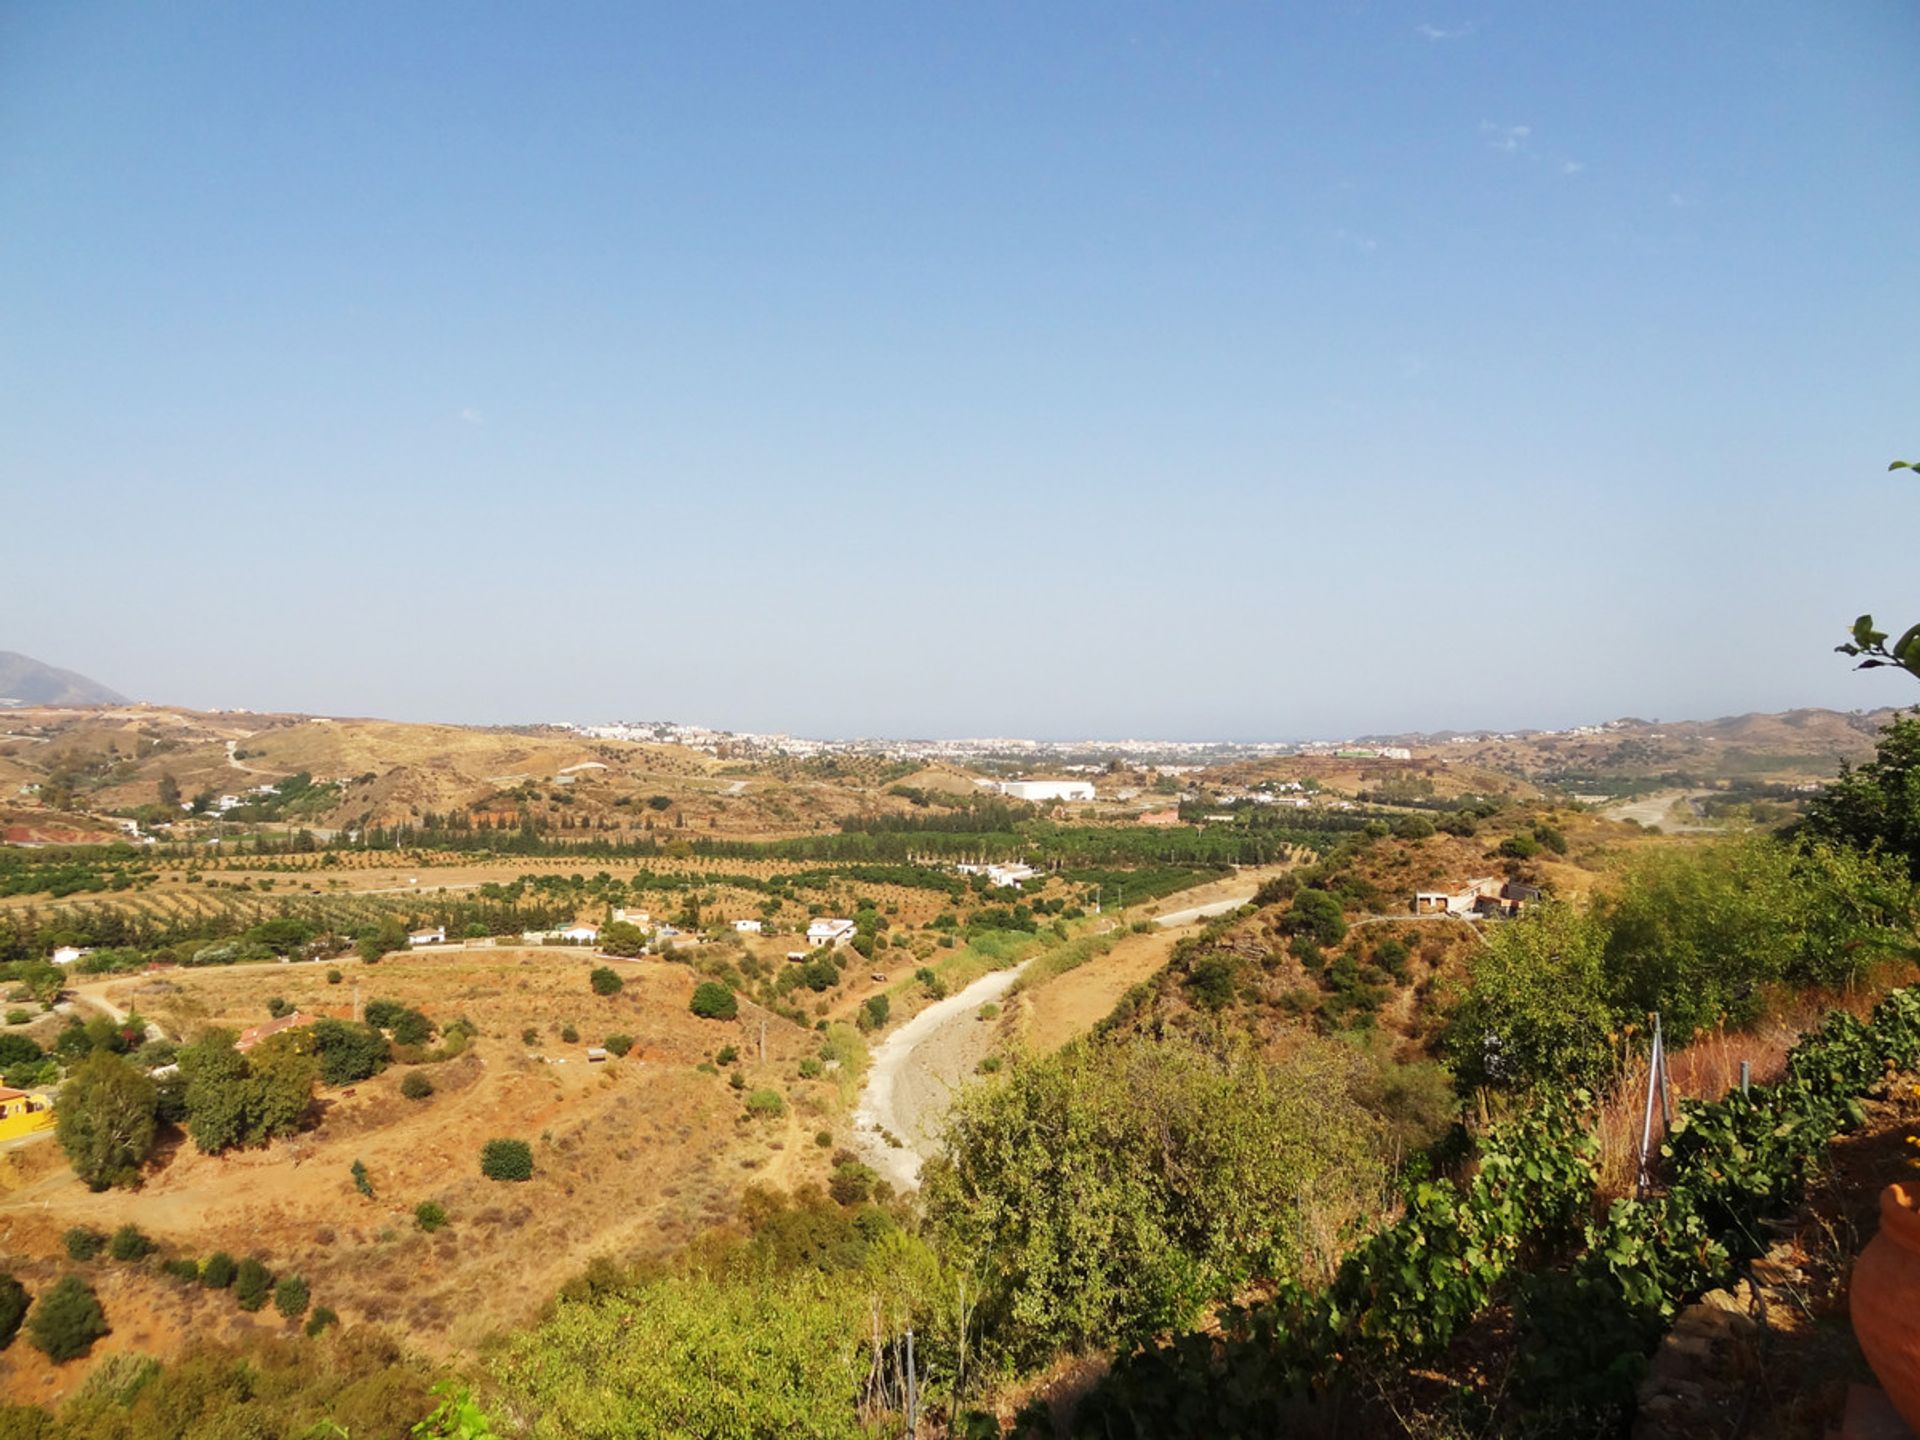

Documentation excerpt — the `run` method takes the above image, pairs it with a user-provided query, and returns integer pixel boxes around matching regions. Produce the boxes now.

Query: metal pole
[905,1328,917,1439]
[1636,1013,1661,1196]
[1655,1014,1672,1130]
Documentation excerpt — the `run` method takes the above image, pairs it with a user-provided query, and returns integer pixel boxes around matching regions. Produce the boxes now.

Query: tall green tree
[1799,711,1920,880]
[54,1051,158,1190]
[177,1028,315,1153]
[1445,901,1614,1089]
[179,1030,253,1152]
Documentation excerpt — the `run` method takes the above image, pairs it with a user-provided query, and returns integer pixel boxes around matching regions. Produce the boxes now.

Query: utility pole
[905,1328,918,1439]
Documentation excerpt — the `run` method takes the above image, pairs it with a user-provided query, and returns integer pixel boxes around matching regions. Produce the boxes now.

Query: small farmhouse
[732,919,764,934]
[409,926,447,947]
[50,945,89,967]
[807,917,857,948]
[1413,877,1534,919]
[559,924,600,944]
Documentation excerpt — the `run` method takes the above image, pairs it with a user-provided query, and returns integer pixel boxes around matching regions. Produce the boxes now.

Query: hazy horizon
[5,3,1916,739]
[1,643,1906,749]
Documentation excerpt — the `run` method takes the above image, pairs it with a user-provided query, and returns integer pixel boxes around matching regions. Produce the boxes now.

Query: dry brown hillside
[1442,708,1895,786]
[0,706,959,840]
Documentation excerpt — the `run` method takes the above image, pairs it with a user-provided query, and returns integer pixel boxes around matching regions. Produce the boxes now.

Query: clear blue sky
[4,3,1916,738]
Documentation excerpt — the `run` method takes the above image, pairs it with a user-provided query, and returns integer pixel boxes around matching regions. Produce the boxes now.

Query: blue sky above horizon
[3,3,1916,740]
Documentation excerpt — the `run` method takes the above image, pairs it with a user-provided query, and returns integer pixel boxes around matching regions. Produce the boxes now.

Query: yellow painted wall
[0,1095,54,1142]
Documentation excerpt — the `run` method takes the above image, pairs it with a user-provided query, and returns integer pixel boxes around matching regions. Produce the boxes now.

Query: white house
[559,924,600,944]
[1414,877,1503,917]
[998,779,1095,803]
[50,946,90,967]
[732,919,764,934]
[985,862,1035,888]
[409,927,446,947]
[807,917,857,948]
[612,907,651,928]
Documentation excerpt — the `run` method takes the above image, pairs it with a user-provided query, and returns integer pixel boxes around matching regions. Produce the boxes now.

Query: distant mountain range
[0,651,127,707]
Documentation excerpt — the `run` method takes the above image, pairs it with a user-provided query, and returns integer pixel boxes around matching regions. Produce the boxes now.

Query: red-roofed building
[235,1011,312,1053]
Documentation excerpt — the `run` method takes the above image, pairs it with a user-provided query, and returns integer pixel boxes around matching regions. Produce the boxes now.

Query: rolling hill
[0,651,126,707]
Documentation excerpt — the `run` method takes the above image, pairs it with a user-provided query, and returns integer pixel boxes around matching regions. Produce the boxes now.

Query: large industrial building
[997,779,1096,803]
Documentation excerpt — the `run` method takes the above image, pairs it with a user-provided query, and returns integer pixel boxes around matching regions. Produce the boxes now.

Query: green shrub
[200,1251,236,1289]
[0,1273,27,1350]
[273,1275,310,1319]
[926,1031,1385,1360]
[309,1018,390,1085]
[1280,889,1348,945]
[160,1257,200,1283]
[815,1130,834,1148]
[400,1071,434,1101]
[690,982,738,1020]
[4,1010,28,1026]
[305,1305,338,1337]
[522,1026,539,1046]
[857,994,889,1031]
[108,1224,154,1262]
[234,1257,272,1311]
[481,1139,534,1182]
[26,1275,107,1362]
[604,1034,633,1058]
[326,969,343,985]
[715,1045,739,1065]
[798,1057,823,1079]
[1183,955,1239,1011]
[495,1268,867,1439]
[744,1089,786,1120]
[561,1024,579,1044]
[63,1227,106,1262]
[351,1158,374,1198]
[1499,832,1541,860]
[590,966,623,996]
[415,1201,448,1233]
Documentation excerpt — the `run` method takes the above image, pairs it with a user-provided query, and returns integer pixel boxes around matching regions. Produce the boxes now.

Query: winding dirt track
[852,964,1028,1191]
[851,868,1281,1190]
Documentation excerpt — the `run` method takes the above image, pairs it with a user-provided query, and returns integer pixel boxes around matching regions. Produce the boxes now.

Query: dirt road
[851,866,1286,1190]
[853,963,1026,1191]
[1601,789,1716,832]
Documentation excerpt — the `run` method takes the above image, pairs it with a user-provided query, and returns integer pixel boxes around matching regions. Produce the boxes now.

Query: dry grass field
[0,948,841,1404]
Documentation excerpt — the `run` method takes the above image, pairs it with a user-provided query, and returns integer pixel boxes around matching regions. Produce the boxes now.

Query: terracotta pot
[1852,1182,1920,1432]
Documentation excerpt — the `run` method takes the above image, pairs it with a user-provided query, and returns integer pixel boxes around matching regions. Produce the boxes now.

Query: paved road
[1152,893,1257,928]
